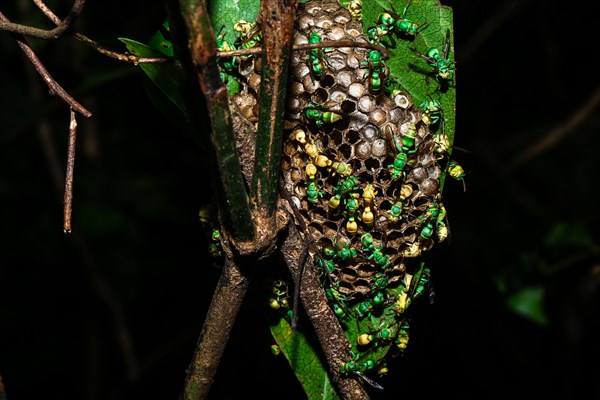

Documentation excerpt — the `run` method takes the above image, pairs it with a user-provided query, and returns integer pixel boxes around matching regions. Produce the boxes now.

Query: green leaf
[362,0,456,189]
[544,221,595,249]
[147,20,174,57]
[208,0,261,41]
[118,37,190,131]
[506,286,549,326]
[208,0,260,96]
[270,317,340,400]
[118,38,186,114]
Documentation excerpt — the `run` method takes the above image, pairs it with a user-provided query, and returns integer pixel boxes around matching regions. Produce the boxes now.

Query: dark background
[1,0,598,399]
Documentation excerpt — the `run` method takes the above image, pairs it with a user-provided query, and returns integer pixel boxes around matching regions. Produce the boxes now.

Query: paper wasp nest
[229,0,450,372]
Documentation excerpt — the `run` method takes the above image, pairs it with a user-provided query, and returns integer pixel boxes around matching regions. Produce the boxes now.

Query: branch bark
[281,222,370,400]
[177,0,254,243]
[182,256,251,400]
[0,10,92,117]
[0,0,85,39]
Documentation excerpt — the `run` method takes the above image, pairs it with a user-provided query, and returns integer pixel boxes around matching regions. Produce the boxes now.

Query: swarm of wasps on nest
[214,0,459,385]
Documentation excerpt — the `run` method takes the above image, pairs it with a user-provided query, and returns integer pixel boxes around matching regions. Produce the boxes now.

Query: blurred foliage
[0,0,598,399]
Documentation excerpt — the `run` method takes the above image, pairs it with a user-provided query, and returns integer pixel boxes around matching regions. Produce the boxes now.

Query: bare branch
[182,255,251,400]
[32,0,169,64]
[293,39,390,59]
[217,40,390,60]
[63,109,77,233]
[0,0,85,39]
[281,222,370,400]
[0,11,92,117]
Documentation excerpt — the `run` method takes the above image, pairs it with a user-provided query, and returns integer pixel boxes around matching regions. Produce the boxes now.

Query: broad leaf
[362,0,456,189]
[270,317,340,400]
[118,37,187,122]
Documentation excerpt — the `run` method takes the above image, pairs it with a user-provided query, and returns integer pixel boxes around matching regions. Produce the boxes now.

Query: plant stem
[282,224,370,400]
[182,257,251,400]
[178,0,254,243]
[251,1,297,219]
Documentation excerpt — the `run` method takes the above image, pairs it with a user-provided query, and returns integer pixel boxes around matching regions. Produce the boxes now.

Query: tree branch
[281,221,370,400]
[0,0,85,39]
[32,0,169,64]
[0,11,92,117]
[63,108,77,233]
[251,0,297,224]
[182,255,251,400]
[177,0,254,244]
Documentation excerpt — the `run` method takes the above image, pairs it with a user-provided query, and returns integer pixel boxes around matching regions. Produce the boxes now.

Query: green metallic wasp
[328,176,359,215]
[357,325,395,346]
[307,31,327,78]
[371,290,387,306]
[420,222,434,240]
[208,228,223,258]
[354,300,374,318]
[414,200,448,244]
[271,344,281,356]
[268,279,290,310]
[335,176,360,197]
[344,194,361,234]
[372,272,389,292]
[329,160,353,177]
[306,179,322,204]
[214,26,238,84]
[448,160,466,191]
[360,233,391,269]
[325,287,349,319]
[360,50,389,94]
[388,201,403,222]
[340,0,362,21]
[303,101,342,127]
[332,238,358,261]
[381,0,428,38]
[367,0,427,45]
[395,320,410,351]
[387,184,413,222]
[316,257,336,274]
[416,201,441,225]
[419,97,454,161]
[400,123,417,153]
[233,19,262,60]
[411,29,455,89]
[386,124,416,181]
[339,359,384,390]
[387,152,407,181]
[394,262,432,314]
[420,97,443,129]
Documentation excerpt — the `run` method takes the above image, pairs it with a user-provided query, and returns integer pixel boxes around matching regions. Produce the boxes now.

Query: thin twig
[63,108,77,233]
[32,0,169,64]
[16,0,139,380]
[294,40,390,59]
[0,11,92,117]
[508,85,600,170]
[0,0,85,39]
[218,39,390,60]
